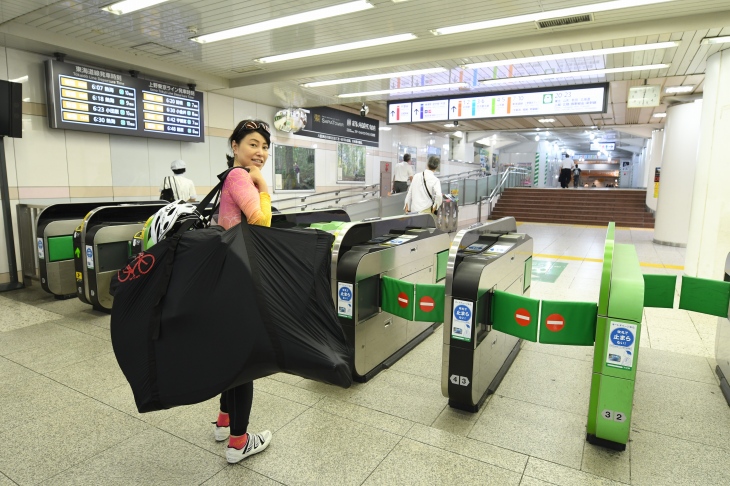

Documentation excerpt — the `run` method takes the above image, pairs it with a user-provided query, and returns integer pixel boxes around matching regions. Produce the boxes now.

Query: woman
[404,155,443,214]
[213,119,273,464]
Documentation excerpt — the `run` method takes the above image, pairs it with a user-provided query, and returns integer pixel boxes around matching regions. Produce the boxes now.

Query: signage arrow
[75,248,80,258]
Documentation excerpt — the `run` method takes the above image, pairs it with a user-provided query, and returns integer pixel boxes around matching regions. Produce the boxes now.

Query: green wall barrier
[539,300,598,346]
[679,276,730,318]
[491,290,539,342]
[642,274,676,308]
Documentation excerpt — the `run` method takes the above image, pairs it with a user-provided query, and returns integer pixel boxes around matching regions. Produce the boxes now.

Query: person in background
[558,154,573,189]
[572,162,582,188]
[392,153,414,194]
[161,159,197,202]
[404,155,442,214]
[213,119,273,464]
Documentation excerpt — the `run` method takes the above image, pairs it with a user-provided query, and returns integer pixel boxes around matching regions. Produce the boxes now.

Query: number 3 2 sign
[601,409,627,423]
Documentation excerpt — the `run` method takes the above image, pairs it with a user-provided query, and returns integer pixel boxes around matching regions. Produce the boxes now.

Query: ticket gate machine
[442,217,533,412]
[271,208,350,228]
[74,203,166,311]
[333,214,450,381]
[36,202,161,298]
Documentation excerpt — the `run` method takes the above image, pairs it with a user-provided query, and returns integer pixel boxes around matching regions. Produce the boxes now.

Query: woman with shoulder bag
[404,155,442,215]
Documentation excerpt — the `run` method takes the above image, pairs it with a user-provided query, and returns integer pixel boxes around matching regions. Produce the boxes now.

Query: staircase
[490,188,655,228]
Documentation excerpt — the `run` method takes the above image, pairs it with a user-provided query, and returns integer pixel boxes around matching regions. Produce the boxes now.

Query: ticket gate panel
[40,219,81,296]
[91,224,142,311]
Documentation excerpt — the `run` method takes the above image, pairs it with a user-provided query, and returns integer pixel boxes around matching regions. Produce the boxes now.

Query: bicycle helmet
[145,201,206,249]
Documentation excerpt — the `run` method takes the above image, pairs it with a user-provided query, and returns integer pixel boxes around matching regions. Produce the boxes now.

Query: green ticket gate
[715,252,730,405]
[36,202,161,298]
[74,203,165,312]
[333,214,450,381]
[442,217,534,412]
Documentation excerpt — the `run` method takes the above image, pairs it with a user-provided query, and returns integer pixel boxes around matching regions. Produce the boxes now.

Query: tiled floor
[1,222,729,485]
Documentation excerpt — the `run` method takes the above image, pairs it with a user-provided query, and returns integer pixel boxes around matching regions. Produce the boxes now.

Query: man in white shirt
[392,153,414,194]
[404,156,442,214]
[559,154,573,189]
[161,159,197,202]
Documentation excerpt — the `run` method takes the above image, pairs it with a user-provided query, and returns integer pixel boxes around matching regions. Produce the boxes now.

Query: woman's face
[233,132,269,169]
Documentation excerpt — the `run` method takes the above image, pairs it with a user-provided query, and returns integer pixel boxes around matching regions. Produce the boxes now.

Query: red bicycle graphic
[118,252,155,282]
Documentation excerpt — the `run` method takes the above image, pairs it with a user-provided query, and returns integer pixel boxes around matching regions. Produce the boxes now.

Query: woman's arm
[226,169,272,227]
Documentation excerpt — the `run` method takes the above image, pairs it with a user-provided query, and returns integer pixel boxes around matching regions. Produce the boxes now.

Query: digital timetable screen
[387,83,608,124]
[45,60,204,142]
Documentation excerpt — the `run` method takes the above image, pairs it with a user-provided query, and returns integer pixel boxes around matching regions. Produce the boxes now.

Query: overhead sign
[297,106,379,147]
[45,60,204,142]
[387,83,608,124]
[590,142,616,151]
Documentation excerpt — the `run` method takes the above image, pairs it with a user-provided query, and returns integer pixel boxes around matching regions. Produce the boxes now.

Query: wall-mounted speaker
[0,80,22,138]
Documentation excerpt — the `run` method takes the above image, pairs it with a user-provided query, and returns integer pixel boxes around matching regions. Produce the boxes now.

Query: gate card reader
[333,214,450,382]
[442,217,533,412]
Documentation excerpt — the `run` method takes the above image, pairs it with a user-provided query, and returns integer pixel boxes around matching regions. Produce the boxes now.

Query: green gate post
[586,223,645,451]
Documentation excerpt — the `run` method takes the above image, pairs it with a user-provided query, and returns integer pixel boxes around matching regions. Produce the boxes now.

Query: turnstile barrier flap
[679,275,730,318]
[642,274,676,309]
[414,283,445,322]
[491,290,539,342]
[539,300,597,346]
[436,250,449,282]
[381,275,414,320]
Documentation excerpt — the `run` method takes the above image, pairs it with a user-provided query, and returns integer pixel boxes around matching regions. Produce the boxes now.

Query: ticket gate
[333,214,451,381]
[74,203,166,312]
[36,202,161,298]
[271,208,350,229]
[442,217,533,412]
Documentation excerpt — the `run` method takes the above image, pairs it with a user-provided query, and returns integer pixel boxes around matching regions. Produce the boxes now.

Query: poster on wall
[337,143,366,183]
[273,144,315,191]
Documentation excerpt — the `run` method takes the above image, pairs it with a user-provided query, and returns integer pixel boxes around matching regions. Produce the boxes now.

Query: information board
[387,83,608,124]
[45,60,204,142]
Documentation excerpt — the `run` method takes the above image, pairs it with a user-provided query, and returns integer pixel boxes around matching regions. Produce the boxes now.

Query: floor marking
[533,253,684,270]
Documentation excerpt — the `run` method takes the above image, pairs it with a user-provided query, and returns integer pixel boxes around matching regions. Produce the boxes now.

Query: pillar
[685,50,730,279]
[644,130,664,211]
[653,101,703,246]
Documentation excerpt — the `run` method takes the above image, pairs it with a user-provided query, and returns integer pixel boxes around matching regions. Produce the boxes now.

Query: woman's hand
[247,166,269,193]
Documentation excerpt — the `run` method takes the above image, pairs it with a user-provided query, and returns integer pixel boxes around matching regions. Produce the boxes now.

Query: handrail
[273,183,379,204]
[477,167,530,222]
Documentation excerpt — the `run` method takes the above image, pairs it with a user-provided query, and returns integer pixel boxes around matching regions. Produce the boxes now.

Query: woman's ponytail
[226,154,234,168]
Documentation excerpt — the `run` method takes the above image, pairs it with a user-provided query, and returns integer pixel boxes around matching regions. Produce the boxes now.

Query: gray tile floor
[1,222,729,485]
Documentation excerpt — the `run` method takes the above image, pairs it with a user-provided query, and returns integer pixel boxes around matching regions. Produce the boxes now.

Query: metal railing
[477,167,531,222]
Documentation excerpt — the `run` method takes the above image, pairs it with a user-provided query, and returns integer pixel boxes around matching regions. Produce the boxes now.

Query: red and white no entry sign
[546,313,565,332]
[514,308,531,327]
[397,292,409,308]
[419,295,435,313]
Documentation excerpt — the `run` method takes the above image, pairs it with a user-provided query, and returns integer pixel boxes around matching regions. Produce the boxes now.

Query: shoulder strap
[171,176,179,200]
[421,171,434,203]
[196,166,249,223]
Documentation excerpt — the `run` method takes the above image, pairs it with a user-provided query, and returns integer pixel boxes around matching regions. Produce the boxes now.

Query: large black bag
[110,203,352,413]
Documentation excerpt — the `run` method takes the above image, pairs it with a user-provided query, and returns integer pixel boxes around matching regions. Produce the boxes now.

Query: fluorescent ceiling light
[444,123,456,128]
[379,126,392,131]
[665,85,694,93]
[653,113,667,117]
[479,64,670,85]
[535,135,540,141]
[701,36,730,45]
[432,0,674,35]
[101,0,169,15]
[463,42,678,69]
[256,33,416,63]
[302,68,447,87]
[191,1,373,43]
[338,82,467,98]
[453,131,463,138]
[539,118,555,123]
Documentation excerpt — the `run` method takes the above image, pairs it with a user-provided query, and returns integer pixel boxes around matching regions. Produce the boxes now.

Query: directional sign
[546,313,565,332]
[515,308,531,327]
[419,295,435,313]
[397,291,409,308]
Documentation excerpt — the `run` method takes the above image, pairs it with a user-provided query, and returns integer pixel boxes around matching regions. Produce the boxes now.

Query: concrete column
[653,101,703,246]
[685,50,730,278]
[645,129,664,211]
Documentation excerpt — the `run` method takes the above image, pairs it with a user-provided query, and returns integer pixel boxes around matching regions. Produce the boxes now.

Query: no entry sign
[419,295,435,313]
[397,292,409,308]
[514,308,531,327]
[546,313,565,332]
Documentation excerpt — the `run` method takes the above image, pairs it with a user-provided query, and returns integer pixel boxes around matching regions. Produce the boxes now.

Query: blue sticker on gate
[454,304,472,321]
[609,328,634,347]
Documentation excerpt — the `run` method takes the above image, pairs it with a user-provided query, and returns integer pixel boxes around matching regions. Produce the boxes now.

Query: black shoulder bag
[159,176,178,203]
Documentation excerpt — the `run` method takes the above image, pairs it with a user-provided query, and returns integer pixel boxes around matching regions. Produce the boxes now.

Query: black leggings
[219,382,253,437]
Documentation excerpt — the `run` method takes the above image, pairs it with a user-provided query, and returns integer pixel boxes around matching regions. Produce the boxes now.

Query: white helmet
[145,200,206,249]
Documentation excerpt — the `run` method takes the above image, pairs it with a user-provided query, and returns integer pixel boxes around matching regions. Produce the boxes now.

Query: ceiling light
[665,85,695,94]
[463,42,678,69]
[653,113,667,117]
[475,138,493,145]
[432,0,674,35]
[535,135,540,141]
[256,33,416,63]
[379,126,392,131]
[338,82,467,98]
[453,131,463,138]
[302,67,446,87]
[479,64,670,85]
[191,1,373,43]
[444,123,456,128]
[590,133,596,140]
[701,36,730,45]
[539,118,555,123]
[101,0,170,15]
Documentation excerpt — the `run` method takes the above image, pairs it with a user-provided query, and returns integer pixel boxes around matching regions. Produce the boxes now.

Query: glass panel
[464,179,477,205]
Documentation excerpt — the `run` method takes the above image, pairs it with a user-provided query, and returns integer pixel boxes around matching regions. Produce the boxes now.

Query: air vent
[231,66,265,74]
[131,42,179,56]
[536,13,593,29]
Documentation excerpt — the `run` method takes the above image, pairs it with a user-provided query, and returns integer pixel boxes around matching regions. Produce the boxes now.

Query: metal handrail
[273,183,379,204]
[477,167,530,222]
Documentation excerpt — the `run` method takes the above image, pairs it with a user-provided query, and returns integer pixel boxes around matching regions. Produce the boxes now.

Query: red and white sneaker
[212,422,229,442]
[226,431,272,464]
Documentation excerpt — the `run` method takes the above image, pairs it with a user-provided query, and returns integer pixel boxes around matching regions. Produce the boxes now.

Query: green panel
[679,276,730,318]
[436,250,449,282]
[594,374,635,445]
[491,290,539,342]
[531,260,568,283]
[523,256,532,292]
[47,235,74,262]
[414,283,445,322]
[586,371,602,436]
[539,300,597,346]
[310,221,347,232]
[597,223,615,317]
[643,274,676,308]
[592,316,609,374]
[606,244,644,323]
[380,276,415,320]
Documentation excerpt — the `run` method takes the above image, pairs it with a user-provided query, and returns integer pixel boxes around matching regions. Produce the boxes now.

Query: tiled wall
[0,46,465,279]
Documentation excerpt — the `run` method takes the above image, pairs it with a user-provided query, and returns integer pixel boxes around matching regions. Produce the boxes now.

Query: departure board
[45,60,204,142]
[387,83,608,124]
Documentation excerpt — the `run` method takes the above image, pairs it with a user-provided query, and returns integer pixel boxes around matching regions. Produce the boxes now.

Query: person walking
[558,154,573,189]
[392,153,414,194]
[160,159,197,202]
[404,155,442,214]
[572,162,582,188]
